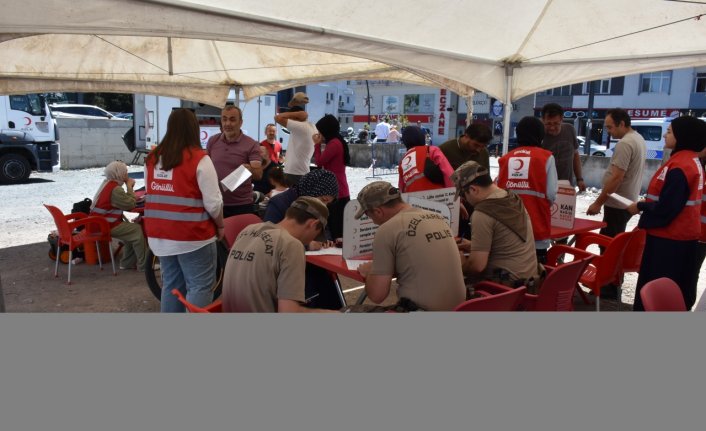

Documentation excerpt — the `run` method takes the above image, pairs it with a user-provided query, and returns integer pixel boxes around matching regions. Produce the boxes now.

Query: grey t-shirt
[603,129,646,207]
[222,222,306,312]
[370,207,466,311]
[542,123,578,182]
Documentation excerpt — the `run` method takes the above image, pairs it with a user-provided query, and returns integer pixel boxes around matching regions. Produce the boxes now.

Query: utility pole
[585,80,596,155]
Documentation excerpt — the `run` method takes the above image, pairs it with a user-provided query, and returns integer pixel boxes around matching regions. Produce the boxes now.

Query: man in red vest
[497,116,558,263]
[260,123,283,165]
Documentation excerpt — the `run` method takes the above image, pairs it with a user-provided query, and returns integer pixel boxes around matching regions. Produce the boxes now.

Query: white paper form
[305,248,343,256]
[220,165,252,192]
[607,193,634,209]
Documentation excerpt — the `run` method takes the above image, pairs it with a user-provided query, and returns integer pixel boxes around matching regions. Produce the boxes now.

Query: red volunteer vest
[645,150,703,241]
[398,146,444,193]
[89,180,123,229]
[497,146,552,241]
[144,148,216,241]
[260,139,281,164]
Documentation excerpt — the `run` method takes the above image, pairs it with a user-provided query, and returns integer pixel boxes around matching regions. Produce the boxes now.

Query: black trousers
[600,206,633,238]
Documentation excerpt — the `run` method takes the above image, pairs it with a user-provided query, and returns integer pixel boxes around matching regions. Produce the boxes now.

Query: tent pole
[465,91,474,127]
[167,37,173,76]
[501,65,514,155]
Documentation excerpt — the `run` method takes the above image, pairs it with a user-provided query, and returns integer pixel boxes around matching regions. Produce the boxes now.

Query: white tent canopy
[1,0,706,108]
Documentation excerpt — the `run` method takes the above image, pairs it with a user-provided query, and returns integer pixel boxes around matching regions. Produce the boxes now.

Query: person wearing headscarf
[313,114,351,240]
[628,116,706,310]
[397,125,454,192]
[262,168,342,309]
[263,168,339,234]
[496,116,558,263]
[89,160,146,271]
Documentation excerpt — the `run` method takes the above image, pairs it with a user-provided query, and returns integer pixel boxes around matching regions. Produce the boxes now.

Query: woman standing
[628,116,706,311]
[143,109,224,312]
[313,114,350,240]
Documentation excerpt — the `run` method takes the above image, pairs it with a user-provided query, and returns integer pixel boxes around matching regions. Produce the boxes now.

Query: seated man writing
[451,161,542,293]
[221,196,337,313]
[350,181,466,312]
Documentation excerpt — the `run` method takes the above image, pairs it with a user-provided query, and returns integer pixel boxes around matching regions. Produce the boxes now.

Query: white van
[607,117,675,161]
[631,118,672,160]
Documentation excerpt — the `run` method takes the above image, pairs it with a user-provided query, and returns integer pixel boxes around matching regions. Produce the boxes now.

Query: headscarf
[671,116,706,155]
[515,116,545,147]
[91,161,128,210]
[295,169,338,199]
[315,114,350,165]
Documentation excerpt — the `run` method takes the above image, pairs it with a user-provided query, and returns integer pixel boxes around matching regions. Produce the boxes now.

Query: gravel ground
[1,158,704,311]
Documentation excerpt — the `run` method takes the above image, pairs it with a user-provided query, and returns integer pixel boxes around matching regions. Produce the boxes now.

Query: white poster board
[550,180,576,229]
[342,186,460,259]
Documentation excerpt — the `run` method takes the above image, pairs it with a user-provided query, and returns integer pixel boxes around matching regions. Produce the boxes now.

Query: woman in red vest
[628,116,706,311]
[497,116,557,263]
[143,109,225,313]
[397,126,454,192]
[90,160,146,271]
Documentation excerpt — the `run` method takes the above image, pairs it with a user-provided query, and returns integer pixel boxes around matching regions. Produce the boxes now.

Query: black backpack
[71,198,92,215]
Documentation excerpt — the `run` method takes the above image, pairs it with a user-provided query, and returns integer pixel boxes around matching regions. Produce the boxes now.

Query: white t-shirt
[284,120,316,176]
[374,121,390,140]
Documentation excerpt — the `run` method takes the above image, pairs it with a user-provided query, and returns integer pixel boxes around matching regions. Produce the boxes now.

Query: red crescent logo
[512,159,524,171]
[200,131,208,140]
[24,117,32,126]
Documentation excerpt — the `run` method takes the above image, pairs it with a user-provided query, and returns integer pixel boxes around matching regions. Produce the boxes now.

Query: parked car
[49,104,129,120]
[114,112,134,120]
[577,136,610,157]
[486,138,518,157]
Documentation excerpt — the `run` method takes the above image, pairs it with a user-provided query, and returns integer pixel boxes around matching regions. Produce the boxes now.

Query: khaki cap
[290,196,328,241]
[288,92,309,108]
[450,161,490,199]
[354,181,401,219]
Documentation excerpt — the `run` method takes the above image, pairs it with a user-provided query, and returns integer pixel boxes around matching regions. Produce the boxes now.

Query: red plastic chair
[523,255,594,311]
[223,213,262,248]
[639,278,687,312]
[466,256,593,311]
[617,228,646,281]
[171,288,223,313]
[45,204,116,284]
[454,286,527,311]
[549,229,636,311]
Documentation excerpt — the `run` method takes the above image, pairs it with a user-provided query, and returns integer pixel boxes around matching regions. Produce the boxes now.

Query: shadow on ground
[0,242,158,312]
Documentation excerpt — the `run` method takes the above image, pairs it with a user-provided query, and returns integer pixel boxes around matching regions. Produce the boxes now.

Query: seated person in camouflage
[222,196,337,313]
[451,161,542,292]
[351,181,466,311]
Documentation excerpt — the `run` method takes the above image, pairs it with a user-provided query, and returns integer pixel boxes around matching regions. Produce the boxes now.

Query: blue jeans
[159,242,217,313]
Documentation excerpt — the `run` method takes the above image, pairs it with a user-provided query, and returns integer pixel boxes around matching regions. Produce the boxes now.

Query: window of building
[544,85,572,96]
[640,71,672,94]
[582,79,611,94]
[695,73,706,93]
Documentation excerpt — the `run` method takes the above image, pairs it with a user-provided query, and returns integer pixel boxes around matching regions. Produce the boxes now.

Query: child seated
[267,167,289,198]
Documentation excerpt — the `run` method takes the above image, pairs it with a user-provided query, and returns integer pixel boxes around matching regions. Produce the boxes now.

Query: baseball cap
[354,181,401,219]
[288,92,309,108]
[290,196,328,241]
[450,161,490,200]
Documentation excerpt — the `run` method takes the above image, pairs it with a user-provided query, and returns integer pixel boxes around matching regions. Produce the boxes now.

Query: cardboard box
[550,180,576,229]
